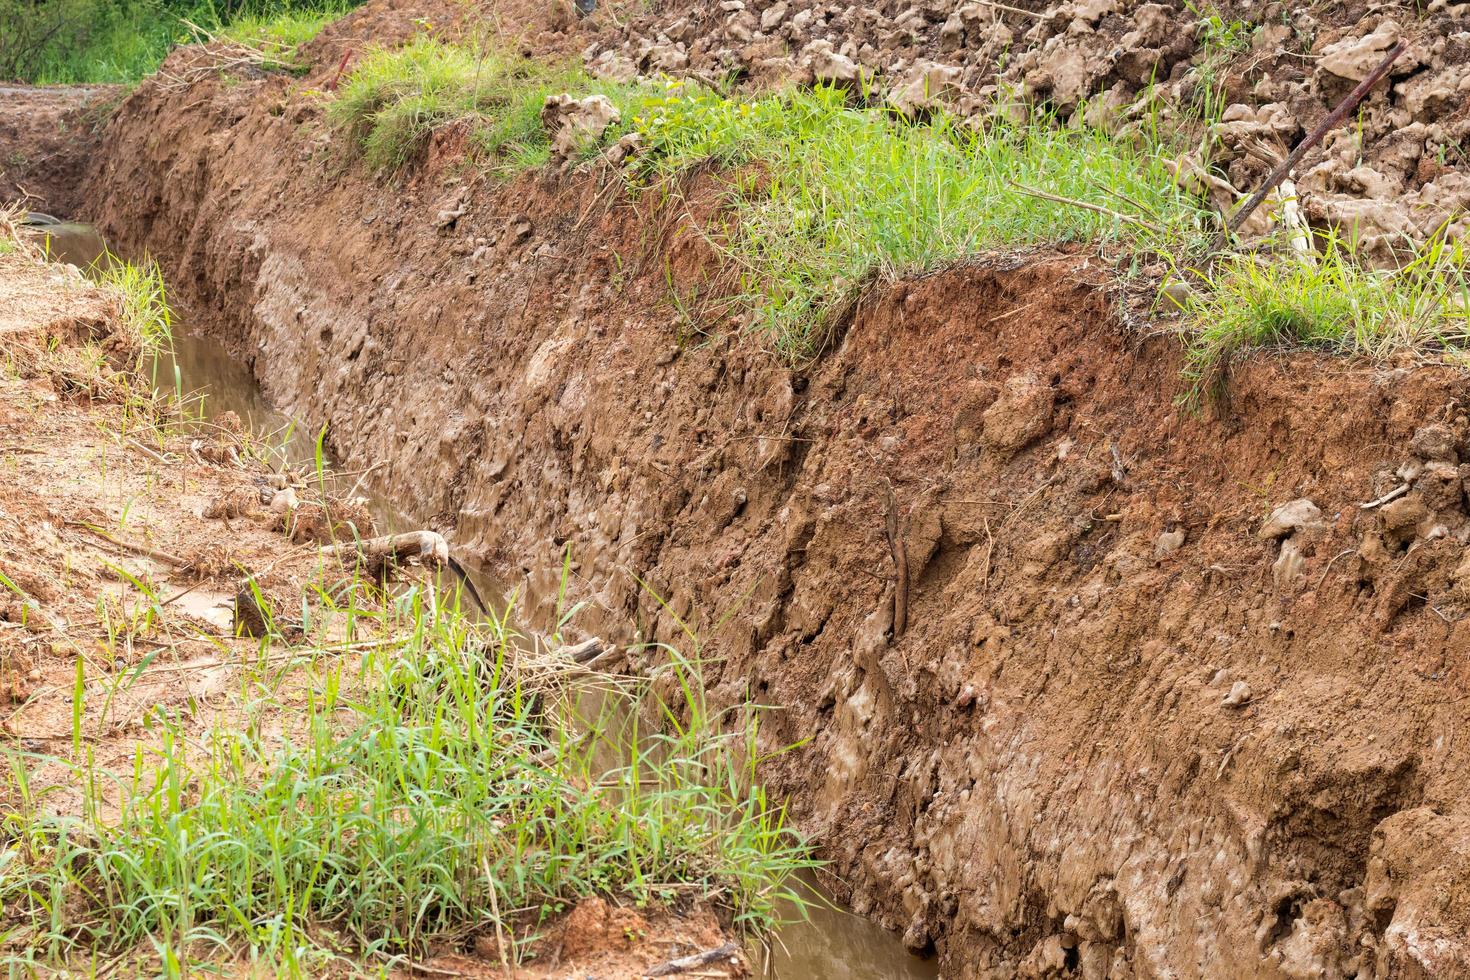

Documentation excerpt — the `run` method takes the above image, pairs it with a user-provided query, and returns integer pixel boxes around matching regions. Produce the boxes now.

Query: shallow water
[45,221,940,980]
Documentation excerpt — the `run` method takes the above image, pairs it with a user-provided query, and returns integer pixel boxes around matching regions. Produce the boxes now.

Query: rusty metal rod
[1214,40,1406,249]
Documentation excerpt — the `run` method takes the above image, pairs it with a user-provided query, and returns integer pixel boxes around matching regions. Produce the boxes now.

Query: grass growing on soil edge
[330,39,1215,358]
[327,36,1470,379]
[2,588,813,975]
[0,227,815,976]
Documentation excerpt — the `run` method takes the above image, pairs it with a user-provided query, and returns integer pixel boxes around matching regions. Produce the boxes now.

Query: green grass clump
[329,40,1470,377]
[98,257,173,360]
[630,84,1215,356]
[1179,233,1470,396]
[0,583,812,975]
[217,9,337,50]
[328,38,647,173]
[329,43,1213,357]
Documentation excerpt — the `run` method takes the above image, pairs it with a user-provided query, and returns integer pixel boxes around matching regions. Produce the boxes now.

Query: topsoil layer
[7,1,1470,976]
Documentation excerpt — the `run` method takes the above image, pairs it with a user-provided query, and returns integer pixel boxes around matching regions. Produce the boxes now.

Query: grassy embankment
[0,218,814,976]
[326,35,1470,391]
[0,0,357,84]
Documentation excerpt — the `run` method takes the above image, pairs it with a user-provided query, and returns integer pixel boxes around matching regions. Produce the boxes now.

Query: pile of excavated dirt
[582,0,1470,256]
[45,15,1470,974]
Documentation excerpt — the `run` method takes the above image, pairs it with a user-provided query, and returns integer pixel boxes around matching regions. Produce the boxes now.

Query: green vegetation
[632,84,1214,356]
[328,40,645,173]
[3,221,811,973]
[0,0,357,84]
[330,40,1215,357]
[98,256,173,358]
[1179,233,1470,394]
[1,582,810,974]
[329,35,1470,381]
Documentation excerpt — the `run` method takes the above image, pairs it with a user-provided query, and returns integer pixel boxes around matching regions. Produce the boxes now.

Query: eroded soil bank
[26,19,1470,980]
[0,229,779,978]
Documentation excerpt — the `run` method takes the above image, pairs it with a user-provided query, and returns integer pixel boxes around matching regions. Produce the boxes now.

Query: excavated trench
[38,218,940,979]
[15,33,1470,979]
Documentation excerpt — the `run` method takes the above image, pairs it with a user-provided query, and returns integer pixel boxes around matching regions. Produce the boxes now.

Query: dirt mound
[585,0,1470,255]
[68,35,1470,975]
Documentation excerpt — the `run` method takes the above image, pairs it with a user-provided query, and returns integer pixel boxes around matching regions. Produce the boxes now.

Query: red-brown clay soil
[5,3,1470,976]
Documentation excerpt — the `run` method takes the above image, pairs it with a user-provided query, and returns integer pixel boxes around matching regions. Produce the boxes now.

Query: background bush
[0,0,361,83]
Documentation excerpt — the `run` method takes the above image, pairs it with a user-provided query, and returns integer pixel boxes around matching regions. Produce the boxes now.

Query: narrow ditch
[41,219,940,980]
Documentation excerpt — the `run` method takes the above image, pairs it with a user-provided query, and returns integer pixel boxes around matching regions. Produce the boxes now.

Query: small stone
[1258,498,1321,540]
[1380,494,1429,536]
[981,374,1055,456]
[269,487,298,513]
[1318,21,1402,81]
[800,38,863,86]
[540,93,621,160]
[1208,667,1231,688]
[886,60,963,118]
[1222,681,1253,707]
[902,919,931,953]
[1155,528,1186,557]
[1272,537,1305,589]
[25,669,41,683]
[1417,461,1462,511]
[1159,278,1195,311]
[1411,423,1459,463]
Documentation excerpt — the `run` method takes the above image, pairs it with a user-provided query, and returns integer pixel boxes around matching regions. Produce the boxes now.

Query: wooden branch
[66,520,186,568]
[645,942,742,977]
[321,530,449,567]
[556,637,609,664]
[1214,41,1405,249]
[883,479,909,638]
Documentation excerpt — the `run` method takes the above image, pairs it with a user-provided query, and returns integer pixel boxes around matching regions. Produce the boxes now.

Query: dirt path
[0,247,288,750]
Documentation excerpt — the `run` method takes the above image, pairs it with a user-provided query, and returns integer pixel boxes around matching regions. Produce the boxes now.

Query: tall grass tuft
[328,42,1214,357]
[0,579,813,974]
[1178,231,1470,399]
[631,83,1215,356]
[98,257,173,361]
[327,38,649,174]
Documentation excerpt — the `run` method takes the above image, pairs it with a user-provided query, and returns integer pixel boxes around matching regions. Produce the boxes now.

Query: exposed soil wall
[0,85,117,217]
[58,34,1470,980]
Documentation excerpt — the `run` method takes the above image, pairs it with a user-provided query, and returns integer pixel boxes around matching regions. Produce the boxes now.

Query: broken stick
[1213,41,1406,251]
[555,637,610,664]
[645,941,742,977]
[321,530,450,567]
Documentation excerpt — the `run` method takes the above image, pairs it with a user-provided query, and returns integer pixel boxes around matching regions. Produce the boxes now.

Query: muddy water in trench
[40,221,939,980]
